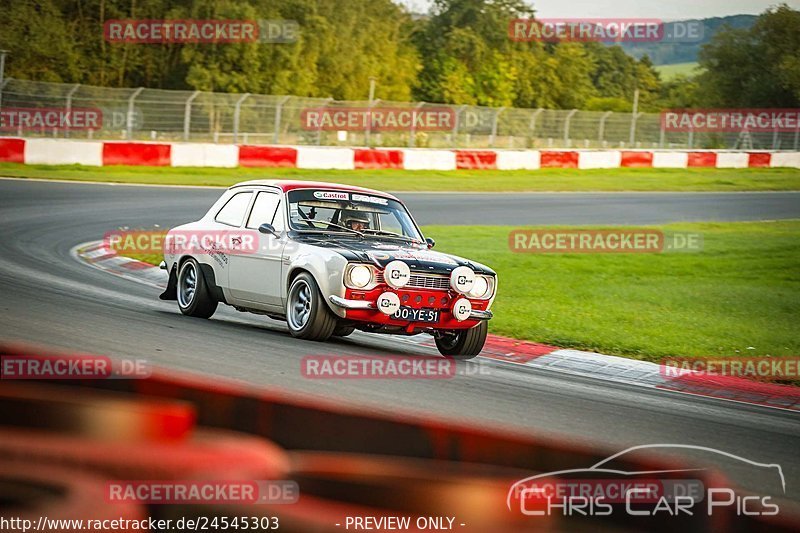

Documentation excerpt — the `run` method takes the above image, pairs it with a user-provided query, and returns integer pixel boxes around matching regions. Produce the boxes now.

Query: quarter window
[246,192,281,229]
[215,192,252,227]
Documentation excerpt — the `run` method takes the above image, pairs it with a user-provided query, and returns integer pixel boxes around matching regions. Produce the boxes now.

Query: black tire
[286,272,337,341]
[434,321,488,360]
[332,325,356,337]
[177,258,218,318]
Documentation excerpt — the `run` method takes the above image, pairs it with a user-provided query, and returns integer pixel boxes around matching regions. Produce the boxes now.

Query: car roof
[229,180,400,202]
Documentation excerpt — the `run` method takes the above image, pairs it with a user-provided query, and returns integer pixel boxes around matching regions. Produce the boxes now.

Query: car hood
[293,235,495,275]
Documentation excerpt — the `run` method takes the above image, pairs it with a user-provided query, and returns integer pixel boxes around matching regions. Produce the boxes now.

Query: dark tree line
[1,0,798,110]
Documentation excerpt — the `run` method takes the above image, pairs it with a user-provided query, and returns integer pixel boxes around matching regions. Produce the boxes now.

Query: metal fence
[1,78,798,150]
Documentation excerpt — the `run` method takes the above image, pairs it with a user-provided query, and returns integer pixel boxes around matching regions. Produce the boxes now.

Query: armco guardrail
[2,343,799,531]
[3,78,799,150]
[1,137,799,170]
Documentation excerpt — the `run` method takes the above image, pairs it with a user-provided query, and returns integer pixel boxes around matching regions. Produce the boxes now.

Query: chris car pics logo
[507,444,783,518]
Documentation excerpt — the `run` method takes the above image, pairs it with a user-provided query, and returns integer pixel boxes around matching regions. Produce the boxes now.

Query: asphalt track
[0,178,798,511]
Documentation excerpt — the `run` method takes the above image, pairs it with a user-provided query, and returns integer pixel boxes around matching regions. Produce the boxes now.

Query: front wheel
[434,321,488,360]
[177,258,218,318]
[286,272,337,341]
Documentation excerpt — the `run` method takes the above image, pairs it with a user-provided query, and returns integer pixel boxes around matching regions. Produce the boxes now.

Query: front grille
[375,271,450,291]
[408,273,451,290]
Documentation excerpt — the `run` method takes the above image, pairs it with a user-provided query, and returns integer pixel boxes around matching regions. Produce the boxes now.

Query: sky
[400,0,800,19]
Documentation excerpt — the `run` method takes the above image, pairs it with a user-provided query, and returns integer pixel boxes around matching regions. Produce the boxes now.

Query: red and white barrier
[0,138,25,163]
[620,151,653,168]
[1,137,799,170]
[454,150,497,170]
[687,152,717,167]
[715,152,750,168]
[238,145,297,167]
[540,150,579,168]
[353,148,403,169]
[102,141,171,166]
[495,150,540,170]
[400,148,457,170]
[577,150,621,169]
[771,152,800,168]
[170,143,238,168]
[24,138,103,166]
[652,151,688,168]
[296,147,355,170]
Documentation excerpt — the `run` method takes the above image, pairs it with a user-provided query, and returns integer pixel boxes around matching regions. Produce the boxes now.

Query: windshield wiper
[324,221,365,236]
[362,229,422,244]
[294,223,364,237]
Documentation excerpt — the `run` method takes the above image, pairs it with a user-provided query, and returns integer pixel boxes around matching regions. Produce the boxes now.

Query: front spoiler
[329,295,493,321]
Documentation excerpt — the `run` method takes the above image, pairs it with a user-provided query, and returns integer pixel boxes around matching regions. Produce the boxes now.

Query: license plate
[391,306,439,323]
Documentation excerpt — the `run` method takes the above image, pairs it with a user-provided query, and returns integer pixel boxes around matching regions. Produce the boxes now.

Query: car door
[227,189,285,308]
[206,189,254,296]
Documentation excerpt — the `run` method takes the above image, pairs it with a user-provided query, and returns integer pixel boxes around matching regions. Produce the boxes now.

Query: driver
[341,211,370,232]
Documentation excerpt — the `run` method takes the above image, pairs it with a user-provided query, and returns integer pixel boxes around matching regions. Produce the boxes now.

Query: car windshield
[287,189,423,243]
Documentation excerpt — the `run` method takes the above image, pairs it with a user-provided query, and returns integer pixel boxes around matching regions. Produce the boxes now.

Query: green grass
[2,163,800,192]
[656,61,702,81]
[425,220,800,362]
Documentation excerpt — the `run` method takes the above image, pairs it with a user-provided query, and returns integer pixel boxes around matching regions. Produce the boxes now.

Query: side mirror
[258,223,277,237]
[425,237,435,249]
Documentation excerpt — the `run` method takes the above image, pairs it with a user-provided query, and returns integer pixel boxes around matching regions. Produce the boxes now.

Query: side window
[246,192,281,229]
[215,192,252,227]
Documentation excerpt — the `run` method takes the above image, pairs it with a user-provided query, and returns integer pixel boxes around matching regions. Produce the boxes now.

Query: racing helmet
[341,210,370,229]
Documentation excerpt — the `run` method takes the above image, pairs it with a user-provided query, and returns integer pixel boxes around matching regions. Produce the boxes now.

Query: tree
[0,0,82,83]
[698,4,800,107]
[0,0,420,99]
[657,76,701,109]
[412,0,533,106]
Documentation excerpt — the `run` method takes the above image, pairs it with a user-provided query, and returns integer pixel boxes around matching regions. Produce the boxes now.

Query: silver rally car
[160,180,496,358]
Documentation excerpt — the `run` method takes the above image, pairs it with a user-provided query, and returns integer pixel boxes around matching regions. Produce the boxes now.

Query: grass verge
[427,220,799,362]
[2,163,800,192]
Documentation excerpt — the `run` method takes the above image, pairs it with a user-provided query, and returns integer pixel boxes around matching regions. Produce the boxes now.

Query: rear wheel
[177,258,218,318]
[434,321,487,360]
[286,272,337,341]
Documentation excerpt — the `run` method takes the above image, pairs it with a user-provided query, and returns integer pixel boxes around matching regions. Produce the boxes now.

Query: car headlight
[346,264,373,289]
[468,275,490,299]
